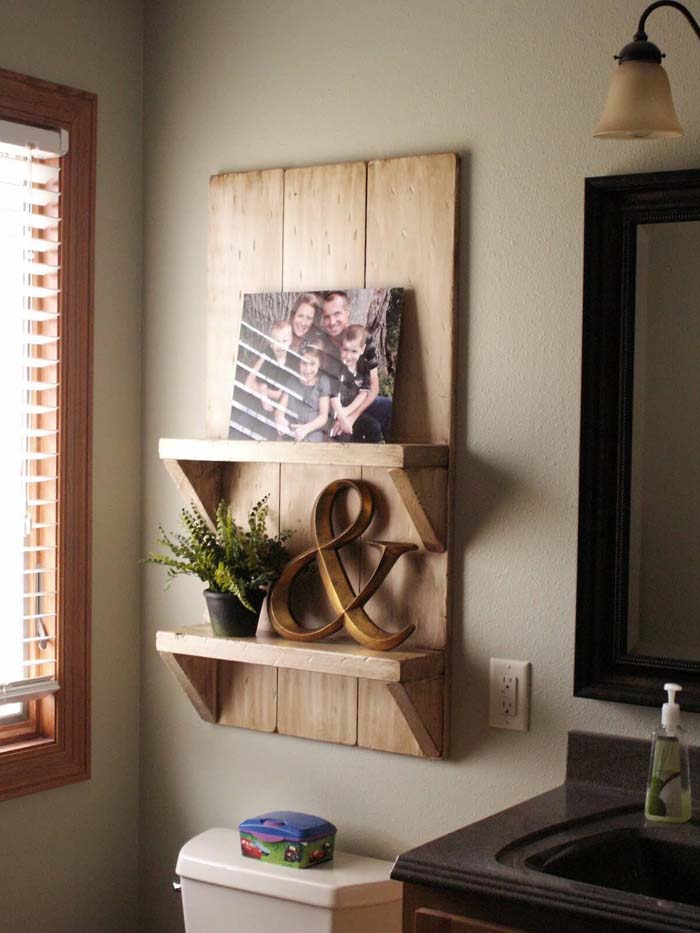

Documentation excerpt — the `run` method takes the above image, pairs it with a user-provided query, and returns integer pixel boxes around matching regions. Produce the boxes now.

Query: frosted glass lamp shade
[594,60,683,138]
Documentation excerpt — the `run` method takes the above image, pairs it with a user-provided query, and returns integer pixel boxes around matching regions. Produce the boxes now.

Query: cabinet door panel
[416,908,520,933]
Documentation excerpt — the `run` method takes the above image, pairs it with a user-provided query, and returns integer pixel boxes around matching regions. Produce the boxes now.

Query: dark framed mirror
[575,168,700,711]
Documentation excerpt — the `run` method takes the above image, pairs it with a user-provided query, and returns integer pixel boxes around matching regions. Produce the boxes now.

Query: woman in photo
[289,292,322,352]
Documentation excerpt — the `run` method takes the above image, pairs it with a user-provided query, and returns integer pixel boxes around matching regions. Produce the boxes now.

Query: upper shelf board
[159,438,449,469]
[156,626,445,684]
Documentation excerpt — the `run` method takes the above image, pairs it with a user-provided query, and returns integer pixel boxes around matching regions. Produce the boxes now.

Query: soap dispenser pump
[645,683,691,823]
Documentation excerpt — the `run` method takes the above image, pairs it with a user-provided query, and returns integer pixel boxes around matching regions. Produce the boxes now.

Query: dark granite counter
[392,731,700,932]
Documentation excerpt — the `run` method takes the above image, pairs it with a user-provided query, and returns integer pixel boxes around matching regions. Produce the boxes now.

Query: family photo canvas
[228,287,403,444]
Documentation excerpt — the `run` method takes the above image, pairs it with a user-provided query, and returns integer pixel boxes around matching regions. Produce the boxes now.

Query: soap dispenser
[645,683,691,824]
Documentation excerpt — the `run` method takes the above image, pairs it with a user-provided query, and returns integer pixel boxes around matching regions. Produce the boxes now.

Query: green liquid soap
[644,684,691,825]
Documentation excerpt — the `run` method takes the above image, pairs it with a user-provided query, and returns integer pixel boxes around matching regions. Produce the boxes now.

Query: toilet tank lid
[176,829,402,910]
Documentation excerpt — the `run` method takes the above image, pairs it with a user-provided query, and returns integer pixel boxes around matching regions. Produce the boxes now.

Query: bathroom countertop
[392,731,700,933]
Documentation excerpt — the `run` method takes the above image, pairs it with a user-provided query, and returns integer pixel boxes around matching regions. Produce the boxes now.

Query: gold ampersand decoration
[269,479,418,651]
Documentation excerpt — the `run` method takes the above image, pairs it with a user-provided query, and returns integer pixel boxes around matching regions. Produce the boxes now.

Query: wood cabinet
[416,907,520,932]
[402,880,647,933]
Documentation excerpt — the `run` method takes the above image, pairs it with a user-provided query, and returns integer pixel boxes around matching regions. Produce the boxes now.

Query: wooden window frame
[0,68,94,801]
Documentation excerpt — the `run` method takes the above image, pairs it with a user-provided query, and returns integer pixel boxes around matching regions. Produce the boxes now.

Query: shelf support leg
[389,468,447,553]
[387,679,443,758]
[160,652,218,723]
[162,459,223,530]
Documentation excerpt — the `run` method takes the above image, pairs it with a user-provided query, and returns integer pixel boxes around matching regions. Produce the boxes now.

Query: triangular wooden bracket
[160,652,218,723]
[162,458,223,529]
[386,677,444,758]
[388,467,447,553]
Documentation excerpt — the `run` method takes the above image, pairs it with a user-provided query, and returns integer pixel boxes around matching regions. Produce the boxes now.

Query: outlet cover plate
[489,658,531,731]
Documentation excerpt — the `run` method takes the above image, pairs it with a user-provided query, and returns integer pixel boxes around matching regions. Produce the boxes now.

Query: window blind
[0,120,67,711]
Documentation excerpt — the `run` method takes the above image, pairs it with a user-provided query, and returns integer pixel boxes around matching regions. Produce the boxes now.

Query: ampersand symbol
[269,479,418,651]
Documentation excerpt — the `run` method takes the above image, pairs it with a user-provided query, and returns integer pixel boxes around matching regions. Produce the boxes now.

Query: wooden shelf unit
[155,152,458,759]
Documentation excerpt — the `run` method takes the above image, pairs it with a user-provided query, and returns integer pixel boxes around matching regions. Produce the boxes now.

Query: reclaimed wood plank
[278,161,368,743]
[156,627,444,682]
[159,438,448,468]
[277,670,358,745]
[360,153,458,757]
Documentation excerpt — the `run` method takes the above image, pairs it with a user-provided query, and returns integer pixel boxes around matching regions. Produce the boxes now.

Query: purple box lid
[239,811,336,843]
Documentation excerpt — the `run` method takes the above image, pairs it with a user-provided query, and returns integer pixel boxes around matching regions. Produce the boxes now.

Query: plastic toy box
[239,811,336,869]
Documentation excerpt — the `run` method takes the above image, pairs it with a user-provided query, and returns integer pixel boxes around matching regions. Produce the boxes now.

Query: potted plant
[146,496,292,637]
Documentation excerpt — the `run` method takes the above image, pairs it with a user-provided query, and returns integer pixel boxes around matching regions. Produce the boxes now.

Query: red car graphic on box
[241,838,265,859]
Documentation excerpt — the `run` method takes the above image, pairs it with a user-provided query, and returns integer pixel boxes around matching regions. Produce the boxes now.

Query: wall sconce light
[595,1,700,138]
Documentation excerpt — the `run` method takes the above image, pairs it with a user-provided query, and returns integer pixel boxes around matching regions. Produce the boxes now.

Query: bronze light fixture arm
[633,1,700,49]
[614,1,700,64]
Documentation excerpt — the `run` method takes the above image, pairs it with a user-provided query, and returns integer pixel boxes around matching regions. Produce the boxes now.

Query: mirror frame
[575,168,700,711]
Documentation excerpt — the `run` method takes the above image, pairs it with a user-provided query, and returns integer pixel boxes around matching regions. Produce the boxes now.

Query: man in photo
[320,291,392,441]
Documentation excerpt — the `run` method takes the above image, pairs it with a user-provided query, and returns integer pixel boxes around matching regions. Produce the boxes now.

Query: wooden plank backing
[218,662,277,732]
[360,153,458,757]
[366,153,458,444]
[283,162,366,290]
[278,161,368,744]
[207,169,284,438]
[206,168,285,719]
[277,670,358,745]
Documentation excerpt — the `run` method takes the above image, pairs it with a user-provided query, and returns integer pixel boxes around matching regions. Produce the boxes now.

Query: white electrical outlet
[489,658,531,731]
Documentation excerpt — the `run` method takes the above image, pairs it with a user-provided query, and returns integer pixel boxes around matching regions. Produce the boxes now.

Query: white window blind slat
[0,119,65,715]
[0,182,59,208]
[0,209,59,230]
[13,236,59,253]
[0,160,59,185]
[23,284,59,299]
[23,404,58,415]
[24,334,59,346]
[23,311,60,323]
[23,429,58,439]
[24,381,58,392]
[23,357,59,369]
[23,260,59,276]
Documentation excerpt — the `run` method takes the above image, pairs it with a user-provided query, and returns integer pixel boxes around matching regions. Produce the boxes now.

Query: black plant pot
[204,589,265,638]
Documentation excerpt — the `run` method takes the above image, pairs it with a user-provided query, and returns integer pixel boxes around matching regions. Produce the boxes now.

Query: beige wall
[140,1,700,931]
[0,1,142,931]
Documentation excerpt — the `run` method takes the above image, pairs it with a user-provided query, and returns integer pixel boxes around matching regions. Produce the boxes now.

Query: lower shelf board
[156,626,446,758]
[156,626,444,683]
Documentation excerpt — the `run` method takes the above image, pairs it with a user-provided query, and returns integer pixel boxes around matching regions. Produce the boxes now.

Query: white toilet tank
[176,828,403,933]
